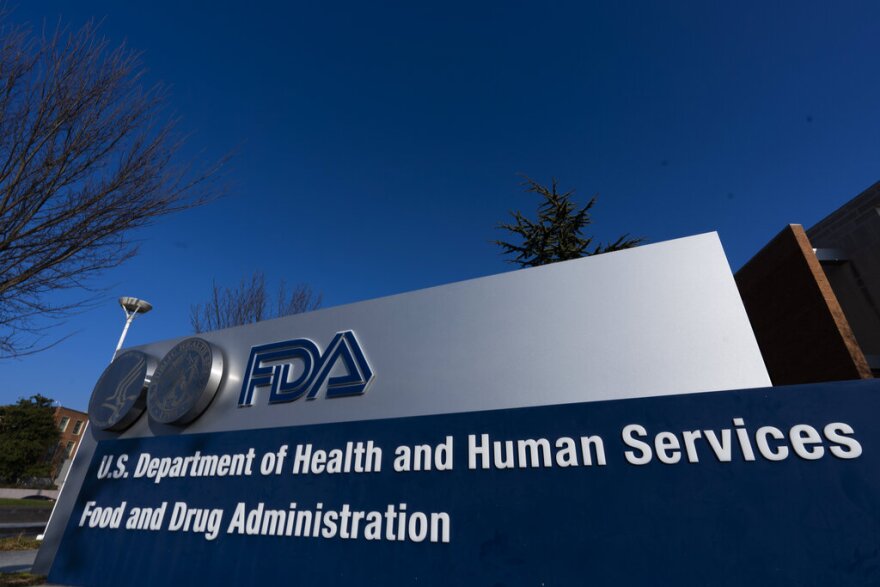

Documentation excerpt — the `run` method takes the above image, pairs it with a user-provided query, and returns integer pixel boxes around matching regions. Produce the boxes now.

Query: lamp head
[119,297,153,315]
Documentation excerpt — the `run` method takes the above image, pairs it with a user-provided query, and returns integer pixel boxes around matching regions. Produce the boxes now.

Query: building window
[64,441,75,458]
[59,416,69,432]
[72,420,83,435]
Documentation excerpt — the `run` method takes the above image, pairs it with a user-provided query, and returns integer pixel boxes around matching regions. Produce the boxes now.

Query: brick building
[807,180,880,374]
[736,181,880,384]
[53,406,88,479]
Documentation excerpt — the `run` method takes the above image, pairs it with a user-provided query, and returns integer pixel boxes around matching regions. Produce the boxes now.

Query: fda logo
[238,331,374,406]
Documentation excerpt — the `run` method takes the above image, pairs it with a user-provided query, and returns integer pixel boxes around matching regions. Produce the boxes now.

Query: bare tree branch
[190,272,321,333]
[0,14,225,356]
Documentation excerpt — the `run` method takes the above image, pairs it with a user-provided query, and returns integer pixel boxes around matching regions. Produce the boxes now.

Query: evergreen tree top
[495,176,643,268]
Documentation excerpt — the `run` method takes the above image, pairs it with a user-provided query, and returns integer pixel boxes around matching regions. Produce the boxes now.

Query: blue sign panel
[50,380,880,586]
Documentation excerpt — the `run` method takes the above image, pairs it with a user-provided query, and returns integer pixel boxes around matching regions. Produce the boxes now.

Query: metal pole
[112,308,138,360]
[111,297,152,361]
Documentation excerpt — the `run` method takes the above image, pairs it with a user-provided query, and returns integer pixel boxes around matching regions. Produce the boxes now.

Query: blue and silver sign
[33,234,778,578]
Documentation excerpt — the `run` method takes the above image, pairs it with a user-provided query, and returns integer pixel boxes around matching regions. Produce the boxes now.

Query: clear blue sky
[2,1,879,410]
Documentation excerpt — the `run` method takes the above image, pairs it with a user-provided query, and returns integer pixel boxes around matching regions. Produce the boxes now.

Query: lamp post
[113,296,153,361]
[40,297,155,542]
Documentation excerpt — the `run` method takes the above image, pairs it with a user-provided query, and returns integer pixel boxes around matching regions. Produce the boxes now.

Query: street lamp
[37,296,154,542]
[40,297,155,541]
[113,296,153,360]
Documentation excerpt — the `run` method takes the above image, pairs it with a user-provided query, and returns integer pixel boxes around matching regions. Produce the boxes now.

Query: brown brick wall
[53,406,88,470]
[734,224,872,385]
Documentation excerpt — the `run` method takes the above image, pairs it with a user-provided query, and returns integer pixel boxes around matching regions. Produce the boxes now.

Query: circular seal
[88,351,155,431]
[147,338,224,425]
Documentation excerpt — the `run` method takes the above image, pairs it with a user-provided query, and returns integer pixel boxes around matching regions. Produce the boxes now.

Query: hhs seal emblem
[88,350,155,431]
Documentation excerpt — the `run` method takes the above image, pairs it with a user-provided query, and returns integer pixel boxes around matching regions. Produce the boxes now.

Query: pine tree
[495,177,643,268]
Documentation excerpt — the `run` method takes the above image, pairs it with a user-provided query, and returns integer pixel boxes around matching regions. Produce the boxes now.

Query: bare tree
[0,15,222,356]
[190,272,322,333]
